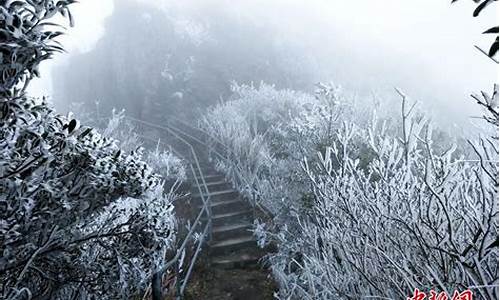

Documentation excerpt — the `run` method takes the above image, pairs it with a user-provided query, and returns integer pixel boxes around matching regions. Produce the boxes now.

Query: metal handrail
[122,116,212,298]
[166,117,274,219]
[169,116,228,155]
[86,115,212,299]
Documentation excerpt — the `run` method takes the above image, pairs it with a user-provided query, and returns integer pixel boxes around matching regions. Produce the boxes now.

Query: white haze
[28,0,498,126]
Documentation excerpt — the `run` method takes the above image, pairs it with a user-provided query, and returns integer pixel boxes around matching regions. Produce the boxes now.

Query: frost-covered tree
[201,83,498,299]
[0,1,177,298]
[270,94,498,299]
[0,0,76,96]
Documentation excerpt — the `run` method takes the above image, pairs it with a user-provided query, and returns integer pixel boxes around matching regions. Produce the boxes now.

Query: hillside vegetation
[201,83,499,299]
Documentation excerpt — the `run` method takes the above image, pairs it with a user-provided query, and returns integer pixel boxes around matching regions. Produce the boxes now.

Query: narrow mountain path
[185,267,276,300]
[150,121,277,299]
[183,161,277,300]
[123,117,277,299]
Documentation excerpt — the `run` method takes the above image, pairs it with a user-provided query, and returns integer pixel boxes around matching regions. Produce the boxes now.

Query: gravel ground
[184,264,277,300]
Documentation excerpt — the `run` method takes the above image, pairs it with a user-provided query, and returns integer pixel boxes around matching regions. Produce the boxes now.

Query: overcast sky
[29,0,498,123]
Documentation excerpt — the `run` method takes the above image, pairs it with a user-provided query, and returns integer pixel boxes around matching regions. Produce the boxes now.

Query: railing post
[175,261,181,299]
[96,116,221,297]
[151,271,163,300]
[208,199,213,242]
[251,189,256,221]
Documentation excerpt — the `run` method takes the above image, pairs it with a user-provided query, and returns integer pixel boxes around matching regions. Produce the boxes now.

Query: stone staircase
[188,162,263,269]
[134,119,276,298]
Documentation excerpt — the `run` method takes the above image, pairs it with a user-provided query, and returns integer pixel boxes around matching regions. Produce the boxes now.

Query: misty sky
[29,0,498,124]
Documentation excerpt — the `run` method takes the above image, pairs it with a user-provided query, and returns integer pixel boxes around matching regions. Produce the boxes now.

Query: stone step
[188,160,211,166]
[204,179,229,186]
[188,164,217,173]
[187,168,221,177]
[212,222,253,241]
[210,210,252,227]
[189,174,226,184]
[210,235,256,255]
[205,180,233,192]
[201,198,250,215]
[191,181,232,194]
[211,251,261,269]
[192,189,239,202]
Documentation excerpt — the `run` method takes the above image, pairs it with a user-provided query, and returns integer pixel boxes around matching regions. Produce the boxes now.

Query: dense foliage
[101,109,187,182]
[201,83,499,299]
[1,0,497,299]
[0,97,177,298]
[0,1,181,298]
[0,0,76,97]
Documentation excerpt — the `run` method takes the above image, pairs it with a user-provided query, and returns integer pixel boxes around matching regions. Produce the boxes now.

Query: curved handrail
[122,116,212,296]
[166,116,274,219]
[169,116,228,155]
[85,115,212,298]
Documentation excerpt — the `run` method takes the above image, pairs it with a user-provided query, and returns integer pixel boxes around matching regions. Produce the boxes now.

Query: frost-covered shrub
[146,146,186,182]
[201,84,499,299]
[101,109,187,182]
[201,83,319,212]
[0,0,75,97]
[0,96,177,299]
[274,109,497,299]
[201,83,358,219]
[0,2,178,299]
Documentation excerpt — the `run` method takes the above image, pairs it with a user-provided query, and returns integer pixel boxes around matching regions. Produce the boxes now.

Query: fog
[6,1,498,297]
[29,0,497,125]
